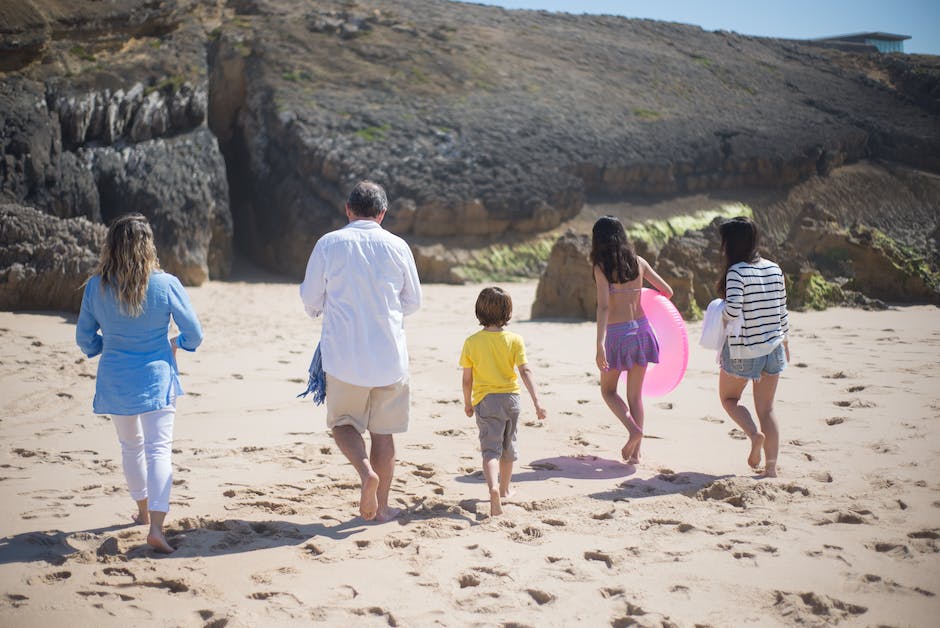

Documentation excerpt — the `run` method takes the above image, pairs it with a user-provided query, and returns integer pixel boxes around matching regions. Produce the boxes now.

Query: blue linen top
[76,271,203,415]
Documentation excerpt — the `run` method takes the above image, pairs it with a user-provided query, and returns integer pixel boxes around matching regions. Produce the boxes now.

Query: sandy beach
[1,272,938,627]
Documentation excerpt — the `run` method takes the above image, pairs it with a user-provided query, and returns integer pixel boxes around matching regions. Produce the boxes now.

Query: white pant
[111,408,175,513]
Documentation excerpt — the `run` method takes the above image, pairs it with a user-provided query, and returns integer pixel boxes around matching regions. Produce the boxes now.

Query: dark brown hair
[475,287,512,327]
[716,216,760,297]
[590,216,639,284]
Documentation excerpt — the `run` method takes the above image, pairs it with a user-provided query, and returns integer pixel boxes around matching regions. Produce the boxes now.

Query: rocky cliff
[1,0,938,311]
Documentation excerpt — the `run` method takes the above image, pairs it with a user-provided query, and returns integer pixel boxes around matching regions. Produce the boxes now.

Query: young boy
[460,287,547,516]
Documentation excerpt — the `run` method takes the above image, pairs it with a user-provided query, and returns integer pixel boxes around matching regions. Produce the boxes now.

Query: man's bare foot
[374,506,401,523]
[747,431,766,468]
[146,531,175,554]
[359,472,380,520]
[621,431,643,462]
[761,460,778,478]
[489,488,503,516]
[132,512,149,525]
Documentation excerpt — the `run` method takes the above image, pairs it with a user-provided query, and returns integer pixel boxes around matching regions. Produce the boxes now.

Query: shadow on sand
[455,455,638,485]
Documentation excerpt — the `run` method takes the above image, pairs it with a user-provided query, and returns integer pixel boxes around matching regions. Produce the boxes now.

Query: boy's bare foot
[621,431,643,462]
[375,506,401,523]
[489,488,503,517]
[146,531,175,554]
[360,472,380,521]
[747,431,765,468]
[761,460,778,478]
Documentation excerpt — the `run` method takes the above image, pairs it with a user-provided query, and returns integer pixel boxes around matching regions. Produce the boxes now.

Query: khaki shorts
[325,373,410,435]
[475,392,521,462]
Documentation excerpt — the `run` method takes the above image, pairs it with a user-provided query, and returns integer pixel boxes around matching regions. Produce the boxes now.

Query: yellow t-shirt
[459,329,527,407]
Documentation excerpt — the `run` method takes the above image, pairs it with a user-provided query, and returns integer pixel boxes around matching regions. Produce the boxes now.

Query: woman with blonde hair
[76,213,203,553]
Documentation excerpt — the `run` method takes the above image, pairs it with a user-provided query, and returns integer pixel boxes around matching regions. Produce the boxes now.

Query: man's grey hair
[346,180,388,218]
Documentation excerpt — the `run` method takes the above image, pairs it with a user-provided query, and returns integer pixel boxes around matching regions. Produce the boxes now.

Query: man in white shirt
[300,180,422,522]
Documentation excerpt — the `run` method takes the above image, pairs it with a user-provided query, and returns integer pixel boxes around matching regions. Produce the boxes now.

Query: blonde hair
[96,213,160,317]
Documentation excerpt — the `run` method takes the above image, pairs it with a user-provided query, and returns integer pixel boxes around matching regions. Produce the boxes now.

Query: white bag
[699,298,727,350]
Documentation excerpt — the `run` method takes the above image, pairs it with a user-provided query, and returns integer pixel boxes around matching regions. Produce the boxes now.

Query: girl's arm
[639,257,674,299]
[594,265,610,372]
[462,368,474,417]
[518,363,547,420]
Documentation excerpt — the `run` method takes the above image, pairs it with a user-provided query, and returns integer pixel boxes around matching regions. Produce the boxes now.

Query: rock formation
[1,0,938,305]
[0,0,233,287]
[0,205,105,312]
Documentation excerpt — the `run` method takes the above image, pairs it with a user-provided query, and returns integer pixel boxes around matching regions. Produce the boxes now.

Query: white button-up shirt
[300,220,422,387]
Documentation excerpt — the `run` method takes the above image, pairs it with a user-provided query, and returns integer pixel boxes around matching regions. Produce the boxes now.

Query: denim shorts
[720,342,787,381]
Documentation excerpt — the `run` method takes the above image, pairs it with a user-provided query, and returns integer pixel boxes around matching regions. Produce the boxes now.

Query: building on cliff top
[812,32,911,53]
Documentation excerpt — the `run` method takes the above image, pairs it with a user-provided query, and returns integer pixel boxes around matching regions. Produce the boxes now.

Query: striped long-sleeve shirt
[722,258,789,359]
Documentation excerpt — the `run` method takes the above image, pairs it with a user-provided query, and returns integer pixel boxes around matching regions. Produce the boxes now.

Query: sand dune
[1,275,938,627]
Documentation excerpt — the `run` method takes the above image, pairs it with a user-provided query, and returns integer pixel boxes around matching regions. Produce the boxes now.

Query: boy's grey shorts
[474,392,521,462]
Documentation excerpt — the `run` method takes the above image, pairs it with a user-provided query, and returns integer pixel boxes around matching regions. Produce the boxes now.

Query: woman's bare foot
[621,431,643,462]
[146,531,175,554]
[375,506,401,523]
[626,454,641,465]
[359,472,380,521]
[489,488,503,516]
[132,512,149,525]
[747,431,766,468]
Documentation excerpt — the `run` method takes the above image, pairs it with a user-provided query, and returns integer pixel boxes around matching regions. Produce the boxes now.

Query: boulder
[0,204,105,312]
[531,231,594,320]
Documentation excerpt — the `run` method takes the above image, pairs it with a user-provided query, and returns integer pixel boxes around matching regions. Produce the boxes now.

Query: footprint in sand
[826,416,847,426]
[773,591,866,624]
[526,588,555,605]
[583,550,615,568]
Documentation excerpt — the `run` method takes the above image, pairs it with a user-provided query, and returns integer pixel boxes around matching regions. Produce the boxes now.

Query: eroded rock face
[787,206,940,304]
[0,1,233,288]
[205,0,939,277]
[0,204,105,312]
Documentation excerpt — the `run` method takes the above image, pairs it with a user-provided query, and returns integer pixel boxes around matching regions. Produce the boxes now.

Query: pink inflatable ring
[619,288,689,397]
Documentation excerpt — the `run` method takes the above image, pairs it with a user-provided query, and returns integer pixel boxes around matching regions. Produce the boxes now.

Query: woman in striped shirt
[717,217,789,478]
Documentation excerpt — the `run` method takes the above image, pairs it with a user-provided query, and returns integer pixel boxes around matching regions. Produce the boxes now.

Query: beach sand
[1,272,938,627]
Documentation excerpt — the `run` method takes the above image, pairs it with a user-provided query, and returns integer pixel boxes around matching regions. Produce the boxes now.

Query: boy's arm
[462,368,474,417]
[517,363,547,420]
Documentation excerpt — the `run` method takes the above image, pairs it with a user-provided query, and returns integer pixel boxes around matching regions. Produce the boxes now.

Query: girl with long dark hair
[591,216,673,464]
[716,216,789,477]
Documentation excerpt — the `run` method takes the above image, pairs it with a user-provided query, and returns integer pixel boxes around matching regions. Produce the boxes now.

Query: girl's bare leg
[624,364,647,463]
[600,369,642,461]
[752,373,781,477]
[719,370,765,469]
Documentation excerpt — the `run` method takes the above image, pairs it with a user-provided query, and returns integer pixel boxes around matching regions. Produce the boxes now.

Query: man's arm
[400,246,422,316]
[299,244,326,318]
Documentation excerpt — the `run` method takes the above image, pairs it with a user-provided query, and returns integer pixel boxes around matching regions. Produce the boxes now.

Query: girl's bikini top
[609,285,642,294]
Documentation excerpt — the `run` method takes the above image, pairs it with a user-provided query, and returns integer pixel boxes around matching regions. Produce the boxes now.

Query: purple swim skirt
[604,318,660,371]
